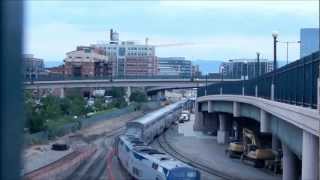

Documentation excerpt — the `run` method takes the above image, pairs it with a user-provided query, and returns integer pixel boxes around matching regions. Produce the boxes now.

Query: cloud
[24,0,314,62]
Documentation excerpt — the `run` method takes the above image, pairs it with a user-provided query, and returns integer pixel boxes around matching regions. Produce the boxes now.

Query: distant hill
[191,60,224,74]
[44,61,63,68]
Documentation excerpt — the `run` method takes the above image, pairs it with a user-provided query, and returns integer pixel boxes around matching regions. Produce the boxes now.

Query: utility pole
[256,52,260,77]
[278,41,301,64]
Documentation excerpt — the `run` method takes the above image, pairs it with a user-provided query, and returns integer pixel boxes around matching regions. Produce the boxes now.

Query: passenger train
[115,100,200,180]
[125,101,184,144]
[116,135,200,180]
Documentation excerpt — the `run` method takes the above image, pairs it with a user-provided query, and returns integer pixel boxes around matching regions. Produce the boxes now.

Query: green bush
[129,91,148,103]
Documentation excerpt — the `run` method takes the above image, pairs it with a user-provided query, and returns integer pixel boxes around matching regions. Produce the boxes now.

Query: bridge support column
[242,87,245,95]
[272,134,281,151]
[217,113,228,144]
[260,109,271,133]
[255,85,258,97]
[60,88,65,98]
[302,130,319,180]
[220,87,223,95]
[125,86,131,103]
[233,102,240,117]
[194,102,204,131]
[271,83,275,100]
[282,143,299,180]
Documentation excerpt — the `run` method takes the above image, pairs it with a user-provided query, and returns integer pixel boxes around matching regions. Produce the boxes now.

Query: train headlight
[186,171,197,178]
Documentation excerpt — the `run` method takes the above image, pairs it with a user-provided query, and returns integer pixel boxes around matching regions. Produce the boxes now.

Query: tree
[94,97,105,111]
[129,91,147,103]
[29,113,46,133]
[109,97,127,108]
[67,95,86,116]
[40,95,62,119]
[107,87,125,98]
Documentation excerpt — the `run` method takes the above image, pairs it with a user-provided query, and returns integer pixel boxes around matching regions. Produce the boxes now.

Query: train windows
[132,167,142,177]
[152,163,158,170]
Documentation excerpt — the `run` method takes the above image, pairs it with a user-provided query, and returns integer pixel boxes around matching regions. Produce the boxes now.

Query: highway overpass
[195,52,320,180]
[24,78,240,90]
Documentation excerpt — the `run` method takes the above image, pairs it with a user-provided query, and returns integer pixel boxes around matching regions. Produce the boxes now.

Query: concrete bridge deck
[195,95,319,180]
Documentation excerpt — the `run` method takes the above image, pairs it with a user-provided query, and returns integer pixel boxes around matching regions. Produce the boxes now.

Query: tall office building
[158,57,192,77]
[300,28,319,58]
[92,29,158,77]
[220,59,273,79]
[23,54,45,80]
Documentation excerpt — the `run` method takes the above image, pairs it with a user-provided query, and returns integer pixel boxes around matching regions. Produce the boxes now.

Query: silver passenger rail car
[125,100,186,144]
[116,135,200,180]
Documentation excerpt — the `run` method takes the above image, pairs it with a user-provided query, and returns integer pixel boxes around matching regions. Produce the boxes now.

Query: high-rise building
[158,57,192,77]
[192,64,202,78]
[23,54,45,80]
[92,30,158,77]
[64,46,111,77]
[220,59,273,79]
[300,28,319,58]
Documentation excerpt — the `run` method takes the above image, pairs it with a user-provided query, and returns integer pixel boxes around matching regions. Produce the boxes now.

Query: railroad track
[156,132,235,180]
[68,126,125,180]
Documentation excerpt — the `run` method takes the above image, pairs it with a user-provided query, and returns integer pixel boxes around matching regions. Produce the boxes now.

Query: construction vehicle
[240,128,275,168]
[225,140,244,158]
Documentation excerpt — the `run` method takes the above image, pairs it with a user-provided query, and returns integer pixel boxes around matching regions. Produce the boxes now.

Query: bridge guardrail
[198,51,320,109]
[24,74,237,82]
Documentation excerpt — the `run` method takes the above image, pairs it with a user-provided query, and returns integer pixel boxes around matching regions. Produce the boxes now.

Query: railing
[198,51,320,109]
[24,74,236,82]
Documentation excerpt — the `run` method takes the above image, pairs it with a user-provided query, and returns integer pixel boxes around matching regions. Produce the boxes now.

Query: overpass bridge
[23,77,239,97]
[195,52,320,180]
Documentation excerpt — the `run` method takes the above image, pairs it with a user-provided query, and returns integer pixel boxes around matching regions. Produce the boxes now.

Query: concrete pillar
[272,134,281,151]
[318,74,320,180]
[194,102,204,131]
[317,78,320,110]
[220,87,223,95]
[217,114,228,144]
[60,88,65,98]
[242,87,245,96]
[255,85,258,97]
[125,86,131,103]
[208,101,213,113]
[282,143,299,180]
[271,83,275,100]
[260,109,271,133]
[302,130,319,180]
[233,102,240,117]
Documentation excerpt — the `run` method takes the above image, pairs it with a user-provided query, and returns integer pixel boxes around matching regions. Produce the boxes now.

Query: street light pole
[272,32,278,71]
[271,31,278,100]
[256,52,260,77]
[286,41,289,64]
[205,73,208,96]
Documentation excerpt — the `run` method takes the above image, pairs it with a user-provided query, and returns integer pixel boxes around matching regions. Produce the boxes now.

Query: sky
[24,0,318,63]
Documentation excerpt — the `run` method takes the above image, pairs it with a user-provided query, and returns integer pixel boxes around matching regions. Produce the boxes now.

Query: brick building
[64,46,111,77]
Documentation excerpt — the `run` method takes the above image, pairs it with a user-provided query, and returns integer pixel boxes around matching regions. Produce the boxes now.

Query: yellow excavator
[240,128,275,168]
